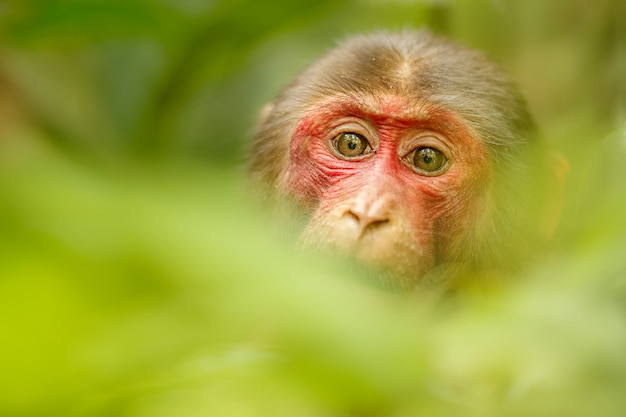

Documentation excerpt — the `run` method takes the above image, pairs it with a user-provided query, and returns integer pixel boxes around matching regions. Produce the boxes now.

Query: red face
[282,94,490,285]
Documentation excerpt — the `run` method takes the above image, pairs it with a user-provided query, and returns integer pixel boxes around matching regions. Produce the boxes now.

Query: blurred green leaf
[0,1,625,416]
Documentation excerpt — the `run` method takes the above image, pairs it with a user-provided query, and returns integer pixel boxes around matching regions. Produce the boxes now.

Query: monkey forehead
[295,93,472,137]
[345,93,429,120]
[284,30,536,150]
[304,31,497,105]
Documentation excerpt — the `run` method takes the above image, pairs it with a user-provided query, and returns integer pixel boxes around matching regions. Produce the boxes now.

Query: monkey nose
[345,206,391,237]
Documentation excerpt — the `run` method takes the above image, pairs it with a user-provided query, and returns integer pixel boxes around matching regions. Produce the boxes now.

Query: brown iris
[412,147,447,173]
[334,133,369,158]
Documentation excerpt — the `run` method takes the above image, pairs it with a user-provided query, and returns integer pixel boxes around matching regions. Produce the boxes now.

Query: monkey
[249,30,565,289]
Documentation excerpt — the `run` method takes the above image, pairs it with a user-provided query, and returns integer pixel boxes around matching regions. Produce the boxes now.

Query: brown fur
[249,30,551,288]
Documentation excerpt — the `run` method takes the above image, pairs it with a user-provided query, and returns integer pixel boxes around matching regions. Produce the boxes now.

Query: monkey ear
[541,151,569,239]
[257,102,275,125]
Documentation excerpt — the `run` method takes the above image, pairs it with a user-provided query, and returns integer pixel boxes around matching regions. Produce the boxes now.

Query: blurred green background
[1,1,626,416]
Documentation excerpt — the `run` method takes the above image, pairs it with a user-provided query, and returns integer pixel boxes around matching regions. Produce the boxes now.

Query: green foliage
[1,137,625,416]
[0,1,625,416]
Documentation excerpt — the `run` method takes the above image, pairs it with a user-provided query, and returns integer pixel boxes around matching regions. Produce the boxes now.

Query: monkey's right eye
[333,133,370,158]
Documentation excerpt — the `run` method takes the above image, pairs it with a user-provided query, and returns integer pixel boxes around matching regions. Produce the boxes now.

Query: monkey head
[250,30,560,288]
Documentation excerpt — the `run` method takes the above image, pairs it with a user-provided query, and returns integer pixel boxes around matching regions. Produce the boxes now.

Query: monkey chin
[297,216,437,290]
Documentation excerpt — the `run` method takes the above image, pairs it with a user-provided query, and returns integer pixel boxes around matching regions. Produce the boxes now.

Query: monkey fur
[250,30,556,289]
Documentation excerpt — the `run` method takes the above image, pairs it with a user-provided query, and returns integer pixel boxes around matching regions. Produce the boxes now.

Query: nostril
[346,209,361,224]
[368,218,390,229]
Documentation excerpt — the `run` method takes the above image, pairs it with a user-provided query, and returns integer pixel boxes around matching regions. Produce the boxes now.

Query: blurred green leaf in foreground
[1,127,626,417]
[0,0,626,416]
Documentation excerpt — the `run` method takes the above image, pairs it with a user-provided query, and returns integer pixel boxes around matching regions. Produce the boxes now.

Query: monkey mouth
[299,220,430,287]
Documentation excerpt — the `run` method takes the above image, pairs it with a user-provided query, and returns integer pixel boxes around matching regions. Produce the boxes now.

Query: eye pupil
[422,155,433,164]
[348,141,357,150]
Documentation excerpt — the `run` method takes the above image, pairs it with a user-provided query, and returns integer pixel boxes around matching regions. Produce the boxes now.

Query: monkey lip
[298,219,432,288]
[313,220,425,275]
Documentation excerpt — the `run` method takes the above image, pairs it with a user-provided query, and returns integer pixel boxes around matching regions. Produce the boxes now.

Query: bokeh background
[1,1,625,416]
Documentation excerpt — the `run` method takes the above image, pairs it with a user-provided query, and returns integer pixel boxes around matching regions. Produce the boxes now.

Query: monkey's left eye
[411,147,448,174]
[333,132,371,158]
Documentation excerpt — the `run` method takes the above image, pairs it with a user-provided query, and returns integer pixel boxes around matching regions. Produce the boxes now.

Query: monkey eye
[332,132,371,158]
[411,147,448,174]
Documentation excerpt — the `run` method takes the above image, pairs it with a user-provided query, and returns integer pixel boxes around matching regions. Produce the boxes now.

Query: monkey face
[282,94,490,286]
[250,31,541,287]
